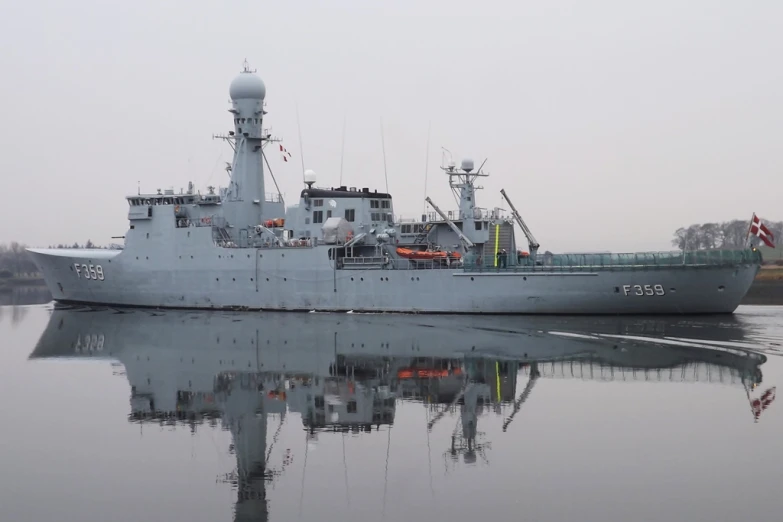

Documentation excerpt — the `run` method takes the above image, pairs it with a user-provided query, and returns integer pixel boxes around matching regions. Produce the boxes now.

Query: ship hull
[27,245,760,315]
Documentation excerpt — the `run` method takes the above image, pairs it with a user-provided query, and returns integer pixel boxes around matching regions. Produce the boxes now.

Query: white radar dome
[304,169,317,184]
[229,72,266,101]
[460,158,474,172]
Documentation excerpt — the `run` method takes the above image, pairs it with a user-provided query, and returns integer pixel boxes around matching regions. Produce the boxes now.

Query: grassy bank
[755,266,783,281]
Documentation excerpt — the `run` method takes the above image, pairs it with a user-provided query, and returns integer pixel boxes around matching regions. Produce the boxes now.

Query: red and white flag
[279,144,292,162]
[749,213,776,248]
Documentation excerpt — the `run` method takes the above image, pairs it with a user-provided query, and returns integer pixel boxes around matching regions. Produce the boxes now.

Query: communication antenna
[339,115,347,186]
[423,121,431,215]
[296,102,306,185]
[380,117,389,193]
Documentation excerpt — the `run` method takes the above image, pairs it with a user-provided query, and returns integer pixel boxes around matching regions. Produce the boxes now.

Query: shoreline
[0,277,45,292]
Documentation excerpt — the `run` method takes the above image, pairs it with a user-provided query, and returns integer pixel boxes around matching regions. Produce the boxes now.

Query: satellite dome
[229,63,266,101]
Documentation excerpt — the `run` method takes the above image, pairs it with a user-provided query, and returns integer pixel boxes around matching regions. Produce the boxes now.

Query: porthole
[470,277,474,281]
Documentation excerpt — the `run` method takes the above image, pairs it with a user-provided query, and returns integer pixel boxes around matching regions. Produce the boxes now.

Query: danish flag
[279,144,292,162]
[749,213,776,248]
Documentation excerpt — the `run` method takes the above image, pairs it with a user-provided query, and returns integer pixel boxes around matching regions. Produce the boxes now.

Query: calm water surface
[1,299,782,522]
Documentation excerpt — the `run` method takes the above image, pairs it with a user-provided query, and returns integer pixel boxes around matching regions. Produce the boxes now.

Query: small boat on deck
[396,247,462,262]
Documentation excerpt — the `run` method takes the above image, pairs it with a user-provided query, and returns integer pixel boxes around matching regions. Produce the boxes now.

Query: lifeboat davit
[396,247,462,261]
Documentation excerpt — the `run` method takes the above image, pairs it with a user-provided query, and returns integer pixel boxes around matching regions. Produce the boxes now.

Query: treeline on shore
[672,218,782,261]
[0,240,115,279]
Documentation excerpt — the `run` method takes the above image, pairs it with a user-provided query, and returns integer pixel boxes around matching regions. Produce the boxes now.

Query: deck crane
[500,189,540,259]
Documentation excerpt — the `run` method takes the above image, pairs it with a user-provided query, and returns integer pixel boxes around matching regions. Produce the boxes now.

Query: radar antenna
[241,58,257,73]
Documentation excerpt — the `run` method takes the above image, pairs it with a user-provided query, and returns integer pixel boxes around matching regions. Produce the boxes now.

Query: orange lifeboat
[396,247,462,260]
[263,218,286,228]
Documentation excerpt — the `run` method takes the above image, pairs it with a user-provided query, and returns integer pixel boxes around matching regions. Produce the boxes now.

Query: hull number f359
[74,263,105,281]
[622,284,665,296]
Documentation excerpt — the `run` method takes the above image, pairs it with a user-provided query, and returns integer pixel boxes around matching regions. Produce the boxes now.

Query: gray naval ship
[28,62,763,314]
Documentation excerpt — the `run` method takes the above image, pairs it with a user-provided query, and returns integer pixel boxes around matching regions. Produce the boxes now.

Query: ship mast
[220,60,272,235]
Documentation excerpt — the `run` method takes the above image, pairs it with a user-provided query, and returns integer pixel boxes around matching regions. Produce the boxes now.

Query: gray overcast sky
[1,0,780,252]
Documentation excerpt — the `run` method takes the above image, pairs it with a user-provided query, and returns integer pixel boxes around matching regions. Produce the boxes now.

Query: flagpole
[744,212,756,249]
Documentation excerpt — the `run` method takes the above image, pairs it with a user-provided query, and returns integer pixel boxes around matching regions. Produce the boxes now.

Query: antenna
[423,121,431,215]
[241,58,256,73]
[339,114,346,186]
[380,118,389,193]
[296,102,306,185]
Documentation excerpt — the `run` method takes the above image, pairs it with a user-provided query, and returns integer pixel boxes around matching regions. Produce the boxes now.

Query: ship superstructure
[28,63,763,314]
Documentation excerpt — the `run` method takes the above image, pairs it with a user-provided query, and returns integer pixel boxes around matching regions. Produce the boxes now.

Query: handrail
[462,248,762,272]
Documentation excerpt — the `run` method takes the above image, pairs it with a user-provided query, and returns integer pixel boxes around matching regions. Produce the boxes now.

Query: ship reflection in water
[29,306,777,521]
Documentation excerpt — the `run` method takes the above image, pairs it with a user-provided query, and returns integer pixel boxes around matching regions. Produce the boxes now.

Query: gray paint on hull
[28,242,759,314]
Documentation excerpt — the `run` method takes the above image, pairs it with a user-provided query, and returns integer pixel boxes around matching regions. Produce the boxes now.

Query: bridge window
[313,210,323,224]
[327,210,332,219]
[371,200,379,209]
[345,209,355,222]
[381,200,390,209]
[313,199,323,207]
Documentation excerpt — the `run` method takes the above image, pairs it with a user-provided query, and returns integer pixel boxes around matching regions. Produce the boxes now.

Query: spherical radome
[229,72,266,100]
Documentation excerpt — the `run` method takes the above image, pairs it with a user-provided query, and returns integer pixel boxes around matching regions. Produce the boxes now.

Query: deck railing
[463,248,762,272]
